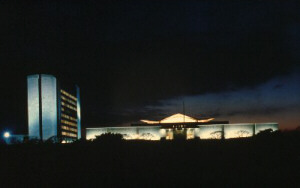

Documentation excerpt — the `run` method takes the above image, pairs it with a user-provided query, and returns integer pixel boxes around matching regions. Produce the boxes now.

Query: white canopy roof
[141,113,214,124]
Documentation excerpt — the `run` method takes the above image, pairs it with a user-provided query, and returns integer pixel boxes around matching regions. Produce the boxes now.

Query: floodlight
[3,132,10,138]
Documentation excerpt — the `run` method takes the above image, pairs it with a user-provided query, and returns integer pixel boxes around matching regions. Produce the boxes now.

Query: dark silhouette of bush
[23,138,42,144]
[256,128,274,137]
[93,133,123,143]
[45,136,62,144]
[73,138,91,144]
[2,130,300,187]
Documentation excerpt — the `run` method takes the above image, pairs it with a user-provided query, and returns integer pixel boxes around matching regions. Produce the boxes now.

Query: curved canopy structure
[141,113,214,124]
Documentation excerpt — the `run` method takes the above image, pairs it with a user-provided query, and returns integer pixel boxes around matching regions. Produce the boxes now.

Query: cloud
[273,84,284,90]
[146,71,300,129]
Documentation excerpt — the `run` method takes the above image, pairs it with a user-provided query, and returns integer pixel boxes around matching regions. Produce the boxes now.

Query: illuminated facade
[86,113,278,140]
[27,74,81,142]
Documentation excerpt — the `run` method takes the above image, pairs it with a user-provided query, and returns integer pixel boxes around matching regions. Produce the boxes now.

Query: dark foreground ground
[1,131,300,187]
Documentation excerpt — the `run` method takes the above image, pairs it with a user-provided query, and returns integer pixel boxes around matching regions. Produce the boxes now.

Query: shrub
[94,133,123,143]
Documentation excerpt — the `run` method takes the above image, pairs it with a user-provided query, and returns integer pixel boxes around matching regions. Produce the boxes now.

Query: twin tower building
[27,74,81,142]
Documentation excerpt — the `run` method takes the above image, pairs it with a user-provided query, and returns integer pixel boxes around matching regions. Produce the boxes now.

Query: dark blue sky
[0,0,299,133]
[143,70,300,129]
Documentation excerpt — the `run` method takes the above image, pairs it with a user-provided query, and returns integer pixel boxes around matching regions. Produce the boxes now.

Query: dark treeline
[1,130,300,187]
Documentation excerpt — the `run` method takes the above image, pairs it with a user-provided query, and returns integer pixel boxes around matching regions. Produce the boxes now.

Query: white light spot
[4,132,10,138]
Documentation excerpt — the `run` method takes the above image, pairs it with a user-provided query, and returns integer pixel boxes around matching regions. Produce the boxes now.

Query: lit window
[61,101,77,111]
[60,89,77,101]
[61,119,77,127]
[62,131,77,138]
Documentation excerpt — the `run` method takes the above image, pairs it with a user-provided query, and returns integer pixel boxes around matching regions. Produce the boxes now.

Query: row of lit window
[61,95,77,106]
[61,89,77,101]
[61,101,77,111]
[62,131,77,138]
[172,125,185,128]
[61,113,77,122]
[61,125,77,133]
[61,119,77,127]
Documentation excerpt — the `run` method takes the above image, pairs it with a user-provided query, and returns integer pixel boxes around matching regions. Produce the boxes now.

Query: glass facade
[86,126,162,140]
[255,123,278,134]
[27,75,40,139]
[41,75,58,140]
[224,123,254,139]
[86,123,279,141]
[197,125,223,139]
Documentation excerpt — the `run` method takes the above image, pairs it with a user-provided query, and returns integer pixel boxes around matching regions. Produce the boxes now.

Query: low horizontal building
[86,113,278,140]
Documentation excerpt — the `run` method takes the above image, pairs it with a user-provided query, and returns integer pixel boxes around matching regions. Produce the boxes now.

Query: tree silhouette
[256,129,274,137]
[236,130,250,137]
[94,133,123,142]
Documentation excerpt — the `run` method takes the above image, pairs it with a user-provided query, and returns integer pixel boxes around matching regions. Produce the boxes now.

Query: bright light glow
[3,132,10,138]
[197,118,215,123]
[86,127,162,141]
[76,86,81,139]
[224,124,254,139]
[186,128,195,140]
[197,125,223,139]
[159,129,166,137]
[140,120,159,124]
[161,113,197,123]
[141,113,214,124]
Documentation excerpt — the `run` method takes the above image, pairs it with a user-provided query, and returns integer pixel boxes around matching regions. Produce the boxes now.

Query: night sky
[0,0,300,134]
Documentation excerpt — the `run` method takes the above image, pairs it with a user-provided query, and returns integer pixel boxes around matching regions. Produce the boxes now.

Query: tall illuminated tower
[27,74,81,142]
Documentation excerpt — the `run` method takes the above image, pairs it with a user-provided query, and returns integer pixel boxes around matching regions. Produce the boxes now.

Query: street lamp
[3,132,10,138]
